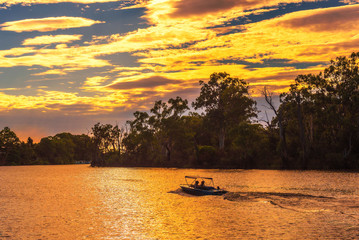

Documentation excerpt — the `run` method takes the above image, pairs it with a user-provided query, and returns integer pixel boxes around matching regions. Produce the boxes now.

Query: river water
[0,165,358,239]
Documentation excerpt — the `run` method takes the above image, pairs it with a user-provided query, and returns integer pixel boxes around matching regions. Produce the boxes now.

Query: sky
[1,0,359,141]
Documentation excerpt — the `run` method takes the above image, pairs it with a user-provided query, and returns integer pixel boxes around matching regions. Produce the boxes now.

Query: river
[0,165,358,239]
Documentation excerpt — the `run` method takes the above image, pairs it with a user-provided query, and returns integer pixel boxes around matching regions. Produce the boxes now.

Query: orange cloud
[0,43,110,69]
[147,0,320,21]
[23,34,83,45]
[278,4,359,32]
[0,89,129,114]
[170,0,239,17]
[141,3,359,68]
[108,76,180,90]
[340,0,359,3]
[1,1,358,116]
[0,16,103,32]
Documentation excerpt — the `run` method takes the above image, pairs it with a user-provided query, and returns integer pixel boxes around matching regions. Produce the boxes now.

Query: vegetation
[1,52,359,169]
[0,131,96,165]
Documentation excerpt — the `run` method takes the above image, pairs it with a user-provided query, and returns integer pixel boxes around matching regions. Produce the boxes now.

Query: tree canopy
[1,52,359,170]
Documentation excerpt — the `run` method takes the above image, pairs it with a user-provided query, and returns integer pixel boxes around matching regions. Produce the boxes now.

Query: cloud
[1,1,359,137]
[115,0,149,10]
[339,0,359,3]
[83,76,110,87]
[143,3,359,71]
[167,0,320,18]
[108,76,180,90]
[0,44,110,69]
[0,0,119,6]
[31,68,75,76]
[0,16,103,32]
[170,0,240,17]
[23,34,83,45]
[278,4,359,32]
[1,3,354,98]
[45,103,96,113]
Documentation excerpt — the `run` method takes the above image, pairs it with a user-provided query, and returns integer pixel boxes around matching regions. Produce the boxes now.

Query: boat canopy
[183,176,217,188]
[185,176,213,180]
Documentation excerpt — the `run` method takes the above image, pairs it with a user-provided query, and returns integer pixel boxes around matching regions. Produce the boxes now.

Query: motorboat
[180,176,227,196]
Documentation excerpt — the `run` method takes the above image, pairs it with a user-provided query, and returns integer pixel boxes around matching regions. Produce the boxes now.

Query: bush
[198,145,218,167]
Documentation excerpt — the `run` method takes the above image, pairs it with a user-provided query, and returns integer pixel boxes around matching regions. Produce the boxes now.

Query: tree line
[1,52,359,169]
[0,130,96,165]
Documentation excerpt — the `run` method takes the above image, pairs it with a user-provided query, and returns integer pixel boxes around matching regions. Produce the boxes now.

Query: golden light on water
[1,165,358,239]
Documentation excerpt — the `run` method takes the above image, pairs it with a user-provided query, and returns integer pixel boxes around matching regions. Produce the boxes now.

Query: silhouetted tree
[0,127,21,165]
[193,72,257,150]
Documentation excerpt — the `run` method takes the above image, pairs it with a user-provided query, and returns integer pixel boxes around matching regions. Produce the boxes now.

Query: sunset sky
[1,0,359,141]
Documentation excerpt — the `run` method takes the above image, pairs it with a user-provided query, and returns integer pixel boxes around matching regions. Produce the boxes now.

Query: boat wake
[224,191,359,217]
[168,188,199,197]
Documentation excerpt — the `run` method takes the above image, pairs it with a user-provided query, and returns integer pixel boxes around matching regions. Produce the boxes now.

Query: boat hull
[180,185,227,196]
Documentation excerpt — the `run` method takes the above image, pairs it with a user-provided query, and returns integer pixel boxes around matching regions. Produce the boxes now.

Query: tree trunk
[262,87,289,169]
[193,136,200,166]
[165,143,171,162]
[296,95,308,169]
[278,111,289,169]
[343,133,352,160]
[219,127,225,150]
[309,114,314,144]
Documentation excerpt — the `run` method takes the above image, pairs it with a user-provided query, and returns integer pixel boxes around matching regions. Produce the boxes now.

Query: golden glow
[23,35,83,45]
[1,1,359,120]
[0,17,103,32]
[0,89,129,113]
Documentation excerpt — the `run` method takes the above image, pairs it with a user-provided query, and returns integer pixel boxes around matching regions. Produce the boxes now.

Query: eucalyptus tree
[193,72,257,150]
[228,122,271,168]
[149,97,190,163]
[91,123,122,153]
[279,52,359,169]
[91,123,123,166]
[263,87,289,169]
[122,111,158,165]
[122,97,190,165]
[323,52,359,161]
[0,127,21,165]
[281,77,310,169]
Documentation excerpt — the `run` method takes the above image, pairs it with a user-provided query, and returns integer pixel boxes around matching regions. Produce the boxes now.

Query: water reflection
[0,166,358,239]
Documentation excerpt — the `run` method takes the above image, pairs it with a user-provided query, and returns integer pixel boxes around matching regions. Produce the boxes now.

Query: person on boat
[200,180,205,188]
[194,180,199,188]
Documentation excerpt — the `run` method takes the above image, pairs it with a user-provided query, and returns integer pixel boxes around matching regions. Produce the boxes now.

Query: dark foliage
[1,53,359,170]
[0,130,96,165]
